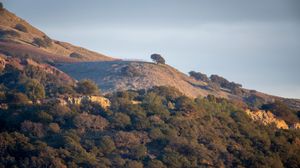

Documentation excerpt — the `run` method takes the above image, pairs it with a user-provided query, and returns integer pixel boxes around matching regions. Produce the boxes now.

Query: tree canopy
[151,54,165,64]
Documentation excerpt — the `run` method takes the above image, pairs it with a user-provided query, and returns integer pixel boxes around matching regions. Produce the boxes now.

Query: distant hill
[0,8,116,62]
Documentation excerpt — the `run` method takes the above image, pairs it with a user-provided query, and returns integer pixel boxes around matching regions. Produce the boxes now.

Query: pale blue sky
[2,0,300,98]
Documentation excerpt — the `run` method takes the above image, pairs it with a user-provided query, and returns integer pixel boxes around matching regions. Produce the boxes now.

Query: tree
[111,112,131,129]
[76,79,100,95]
[21,79,45,101]
[151,54,165,64]
[0,2,3,10]
[189,71,209,83]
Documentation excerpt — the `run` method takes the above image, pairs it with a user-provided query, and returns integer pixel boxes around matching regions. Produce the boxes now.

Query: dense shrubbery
[0,58,300,167]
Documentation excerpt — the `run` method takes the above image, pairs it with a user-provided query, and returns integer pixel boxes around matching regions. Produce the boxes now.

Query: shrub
[33,36,52,48]
[15,24,28,32]
[73,113,108,131]
[48,123,60,133]
[0,29,20,38]
[21,120,45,138]
[33,38,47,47]
[76,79,100,95]
[69,52,84,58]
[121,65,140,77]
[6,92,31,104]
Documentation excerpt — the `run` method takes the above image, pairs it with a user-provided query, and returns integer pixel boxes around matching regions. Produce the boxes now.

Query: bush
[33,36,52,48]
[69,52,83,58]
[111,112,131,129]
[76,79,100,95]
[15,24,28,32]
[121,65,140,77]
[0,29,20,39]
[6,92,31,104]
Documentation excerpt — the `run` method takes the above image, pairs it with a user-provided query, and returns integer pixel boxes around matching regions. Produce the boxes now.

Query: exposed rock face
[245,109,289,129]
[291,123,300,129]
[42,95,111,109]
[65,95,111,109]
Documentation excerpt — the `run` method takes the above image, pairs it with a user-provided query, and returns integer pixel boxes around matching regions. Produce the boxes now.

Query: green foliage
[20,79,45,101]
[110,112,131,129]
[76,79,100,95]
[15,23,28,32]
[0,70,300,168]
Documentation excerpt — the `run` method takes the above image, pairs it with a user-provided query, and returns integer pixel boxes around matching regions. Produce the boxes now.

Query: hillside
[57,61,228,98]
[1,57,300,167]
[0,8,116,62]
[0,4,300,168]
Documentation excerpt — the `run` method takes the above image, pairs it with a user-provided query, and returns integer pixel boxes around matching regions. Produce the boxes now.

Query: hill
[0,8,116,62]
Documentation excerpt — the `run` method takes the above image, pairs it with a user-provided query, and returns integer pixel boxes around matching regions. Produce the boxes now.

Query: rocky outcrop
[291,123,300,129]
[65,95,111,109]
[245,109,289,129]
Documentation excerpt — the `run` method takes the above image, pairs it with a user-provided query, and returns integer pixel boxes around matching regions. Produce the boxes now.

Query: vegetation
[189,71,210,83]
[0,29,20,39]
[33,36,52,48]
[151,54,165,64]
[189,71,243,95]
[76,79,100,95]
[15,23,28,32]
[0,57,300,168]
[121,65,141,77]
[69,52,84,58]
[0,2,3,10]
[261,100,299,125]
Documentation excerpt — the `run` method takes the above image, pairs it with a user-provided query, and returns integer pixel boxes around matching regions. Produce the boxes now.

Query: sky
[3,0,300,98]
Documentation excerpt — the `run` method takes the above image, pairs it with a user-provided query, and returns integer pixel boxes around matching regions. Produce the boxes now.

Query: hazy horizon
[3,0,300,98]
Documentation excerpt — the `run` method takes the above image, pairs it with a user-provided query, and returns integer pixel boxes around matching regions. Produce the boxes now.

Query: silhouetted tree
[189,71,210,82]
[151,54,165,64]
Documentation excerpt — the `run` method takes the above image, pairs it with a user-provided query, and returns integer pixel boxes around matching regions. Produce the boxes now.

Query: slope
[0,8,116,62]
